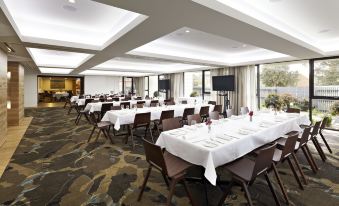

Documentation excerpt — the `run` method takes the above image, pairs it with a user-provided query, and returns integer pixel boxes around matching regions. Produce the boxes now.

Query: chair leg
[137,166,152,201]
[264,172,281,206]
[88,126,96,142]
[75,113,81,124]
[301,147,317,174]
[125,125,131,144]
[104,128,114,144]
[131,128,135,149]
[182,180,195,206]
[305,144,319,171]
[149,126,154,143]
[319,132,332,154]
[241,181,253,206]
[287,157,304,190]
[162,172,170,187]
[291,153,307,185]
[167,178,179,206]
[311,138,326,162]
[272,163,289,204]
[217,181,234,206]
[67,106,73,114]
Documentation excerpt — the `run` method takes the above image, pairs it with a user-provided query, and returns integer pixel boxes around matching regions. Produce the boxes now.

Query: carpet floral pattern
[0,107,338,206]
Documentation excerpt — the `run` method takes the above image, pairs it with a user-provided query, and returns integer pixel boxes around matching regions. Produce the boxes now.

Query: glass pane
[124,77,132,94]
[184,71,202,97]
[312,99,339,129]
[149,75,158,98]
[204,71,211,93]
[314,59,339,97]
[259,61,309,112]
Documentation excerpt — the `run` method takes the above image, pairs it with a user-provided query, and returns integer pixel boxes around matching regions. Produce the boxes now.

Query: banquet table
[53,92,68,100]
[156,112,310,185]
[70,96,79,102]
[101,104,215,130]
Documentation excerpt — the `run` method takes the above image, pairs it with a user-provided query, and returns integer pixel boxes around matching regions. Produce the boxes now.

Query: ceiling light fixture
[185,30,190,33]
[39,67,73,74]
[242,44,247,47]
[68,0,76,3]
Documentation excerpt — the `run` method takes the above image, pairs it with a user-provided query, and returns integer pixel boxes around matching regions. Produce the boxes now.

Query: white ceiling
[2,0,337,75]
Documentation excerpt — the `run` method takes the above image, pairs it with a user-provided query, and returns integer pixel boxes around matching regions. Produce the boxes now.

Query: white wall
[24,69,38,107]
[84,76,121,95]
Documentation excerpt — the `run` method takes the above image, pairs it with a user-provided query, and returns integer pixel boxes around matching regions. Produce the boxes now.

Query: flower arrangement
[249,111,254,121]
[205,118,212,126]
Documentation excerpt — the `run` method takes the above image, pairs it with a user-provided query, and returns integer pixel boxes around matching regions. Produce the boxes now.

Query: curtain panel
[210,65,257,115]
[134,77,145,98]
[170,72,184,102]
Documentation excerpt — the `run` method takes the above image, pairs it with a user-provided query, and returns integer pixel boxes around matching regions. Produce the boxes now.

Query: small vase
[250,116,252,122]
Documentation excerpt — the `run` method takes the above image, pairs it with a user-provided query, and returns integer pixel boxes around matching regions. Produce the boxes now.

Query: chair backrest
[226,109,233,118]
[160,110,174,123]
[298,127,311,146]
[162,118,181,131]
[135,96,142,100]
[181,100,188,104]
[142,139,168,174]
[112,97,120,101]
[280,134,299,159]
[137,101,146,105]
[88,112,98,126]
[106,99,113,102]
[101,103,113,117]
[240,107,249,115]
[252,143,277,178]
[166,101,175,105]
[85,98,93,106]
[320,116,328,131]
[213,105,222,113]
[150,102,157,107]
[187,114,202,125]
[134,112,151,127]
[136,103,144,108]
[120,102,130,109]
[311,121,321,136]
[151,100,159,104]
[183,108,195,119]
[209,111,220,120]
[199,106,209,116]
[111,106,121,110]
[208,101,216,105]
[164,99,171,103]
[286,108,301,113]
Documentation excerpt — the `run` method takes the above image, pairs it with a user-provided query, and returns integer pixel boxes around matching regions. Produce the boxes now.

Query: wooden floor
[0,117,32,178]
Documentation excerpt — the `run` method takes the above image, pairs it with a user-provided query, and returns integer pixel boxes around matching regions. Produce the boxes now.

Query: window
[124,77,133,94]
[259,61,309,112]
[314,59,339,97]
[144,76,149,96]
[149,75,158,98]
[184,71,202,97]
[312,100,339,130]
[203,70,211,100]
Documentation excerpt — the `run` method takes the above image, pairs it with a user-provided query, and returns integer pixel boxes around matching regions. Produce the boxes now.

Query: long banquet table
[156,112,310,185]
[101,104,215,130]
[84,99,165,112]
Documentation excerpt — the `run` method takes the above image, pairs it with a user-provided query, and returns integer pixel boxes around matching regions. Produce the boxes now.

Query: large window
[149,75,158,98]
[259,61,309,112]
[184,71,202,97]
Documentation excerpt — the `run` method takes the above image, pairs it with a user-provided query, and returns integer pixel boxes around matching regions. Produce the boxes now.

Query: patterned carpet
[0,107,338,206]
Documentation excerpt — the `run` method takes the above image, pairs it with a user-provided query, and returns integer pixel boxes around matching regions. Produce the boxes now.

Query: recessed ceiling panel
[80,70,153,77]
[27,48,92,68]
[1,0,147,50]
[93,57,210,73]
[39,67,73,74]
[129,27,289,65]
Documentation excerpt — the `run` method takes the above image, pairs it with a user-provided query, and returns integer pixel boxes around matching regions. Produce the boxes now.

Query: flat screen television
[212,75,235,91]
[158,79,170,90]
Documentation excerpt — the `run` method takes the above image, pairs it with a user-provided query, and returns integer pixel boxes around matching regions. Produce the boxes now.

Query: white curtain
[170,72,184,102]
[134,77,145,98]
[210,66,257,115]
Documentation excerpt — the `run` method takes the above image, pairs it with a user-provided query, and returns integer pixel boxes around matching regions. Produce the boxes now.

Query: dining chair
[154,110,175,135]
[286,108,301,113]
[67,99,77,115]
[213,105,222,113]
[187,114,202,125]
[136,103,144,108]
[164,99,171,104]
[226,109,233,118]
[150,102,157,107]
[166,101,175,105]
[120,102,130,109]
[63,97,71,109]
[112,97,120,101]
[87,112,113,144]
[111,106,121,110]
[162,118,182,131]
[310,121,327,162]
[138,139,195,206]
[209,111,220,120]
[181,100,188,104]
[199,106,210,122]
[208,101,216,105]
[137,100,146,105]
[100,103,113,119]
[126,112,153,149]
[75,98,93,125]
[180,107,195,125]
[220,143,280,206]
[240,106,249,115]
[151,100,159,105]
[319,116,332,154]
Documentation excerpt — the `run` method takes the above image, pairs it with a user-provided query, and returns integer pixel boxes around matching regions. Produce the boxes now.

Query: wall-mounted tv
[158,79,170,90]
[212,75,235,91]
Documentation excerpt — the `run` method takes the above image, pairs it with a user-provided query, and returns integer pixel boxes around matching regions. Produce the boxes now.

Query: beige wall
[7,62,24,126]
[0,49,8,145]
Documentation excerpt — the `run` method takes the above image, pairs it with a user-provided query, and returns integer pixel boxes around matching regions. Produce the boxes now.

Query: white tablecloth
[53,93,68,100]
[156,113,310,185]
[70,96,79,102]
[101,104,215,130]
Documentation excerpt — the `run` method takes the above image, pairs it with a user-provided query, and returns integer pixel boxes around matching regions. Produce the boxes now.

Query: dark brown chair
[67,98,77,115]
[319,117,332,154]
[137,100,146,105]
[310,121,327,162]
[199,106,210,122]
[100,103,113,119]
[64,97,71,109]
[208,101,216,105]
[135,96,142,100]
[151,100,159,105]
[136,103,144,108]
[87,112,113,144]
[187,114,201,125]
[138,139,195,206]
[111,106,121,110]
[209,111,220,120]
[164,99,171,104]
[286,108,301,113]
[180,108,195,125]
[213,105,222,113]
[181,100,188,104]
[166,101,175,105]
[150,102,157,107]
[112,97,120,101]
[127,112,153,149]
[75,99,93,125]
[162,118,182,132]
[154,110,175,135]
[120,102,130,109]
[220,143,280,206]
